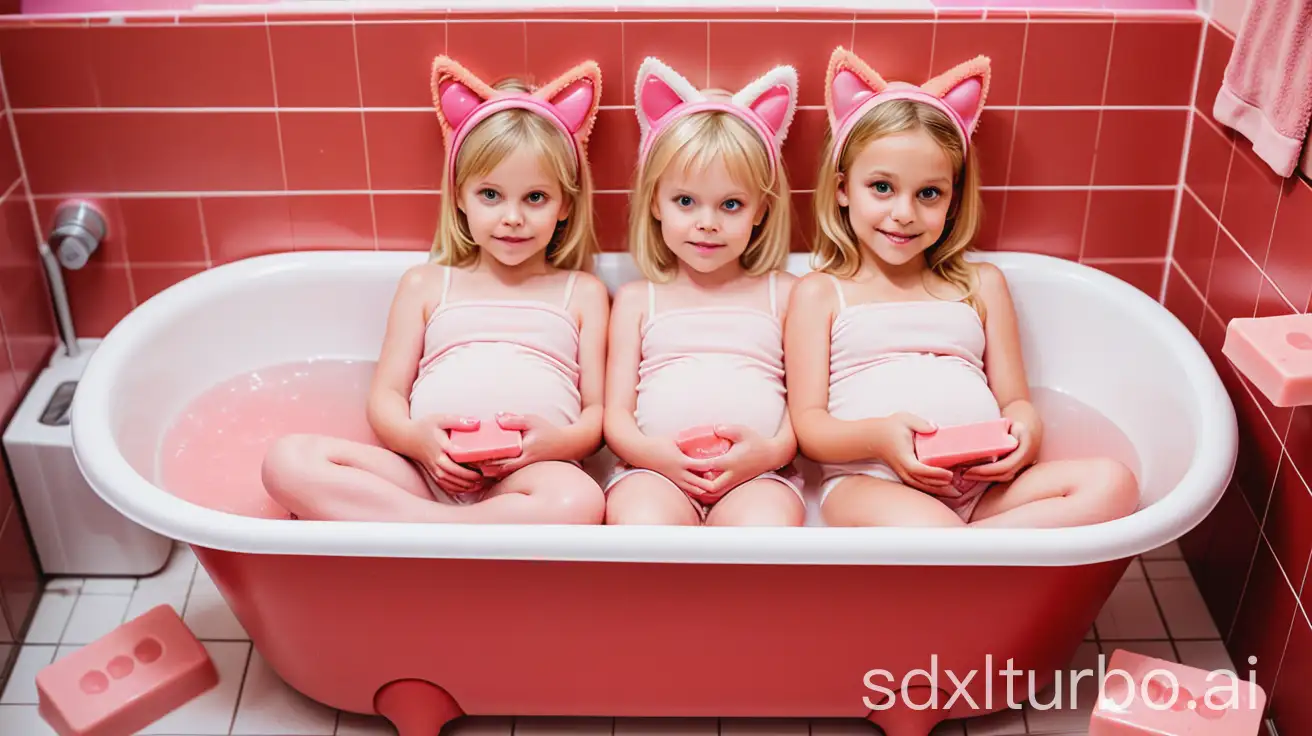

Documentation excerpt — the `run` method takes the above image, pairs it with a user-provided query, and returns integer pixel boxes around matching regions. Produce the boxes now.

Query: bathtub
[71,250,1235,736]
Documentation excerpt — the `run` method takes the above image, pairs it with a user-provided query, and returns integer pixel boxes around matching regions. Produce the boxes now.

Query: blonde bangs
[433,105,597,271]
[628,110,792,283]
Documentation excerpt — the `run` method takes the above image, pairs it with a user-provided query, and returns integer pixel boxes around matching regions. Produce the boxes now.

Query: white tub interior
[73,251,1236,566]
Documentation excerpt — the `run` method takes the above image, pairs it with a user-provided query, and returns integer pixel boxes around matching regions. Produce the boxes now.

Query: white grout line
[263,23,290,193]
[7,104,1195,114]
[349,18,380,251]
[1160,18,1210,304]
[1078,16,1117,263]
[26,185,1182,200]
[0,178,19,202]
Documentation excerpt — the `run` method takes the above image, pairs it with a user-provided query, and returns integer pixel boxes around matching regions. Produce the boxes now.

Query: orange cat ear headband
[824,46,991,164]
[430,55,603,185]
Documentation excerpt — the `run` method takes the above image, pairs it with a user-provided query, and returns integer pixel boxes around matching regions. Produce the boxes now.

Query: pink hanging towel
[1212,0,1312,178]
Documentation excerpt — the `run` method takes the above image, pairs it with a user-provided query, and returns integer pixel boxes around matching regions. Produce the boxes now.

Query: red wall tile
[1271,616,1312,735]
[1007,110,1098,186]
[852,21,935,85]
[1093,110,1188,186]
[1104,20,1200,106]
[1019,22,1113,106]
[355,20,447,108]
[270,24,362,108]
[997,190,1087,260]
[91,25,276,108]
[1228,540,1298,695]
[1083,190,1174,260]
[931,21,1026,106]
[374,193,439,251]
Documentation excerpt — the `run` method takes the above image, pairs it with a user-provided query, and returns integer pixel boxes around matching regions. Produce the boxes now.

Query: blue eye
[676,195,694,207]
[722,199,742,211]
[872,181,892,194]
[479,188,498,201]
[527,191,547,204]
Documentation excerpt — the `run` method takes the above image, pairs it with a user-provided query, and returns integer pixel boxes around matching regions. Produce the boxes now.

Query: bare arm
[766,273,800,467]
[366,264,440,461]
[783,273,878,464]
[548,273,609,461]
[602,282,661,466]
[976,263,1043,443]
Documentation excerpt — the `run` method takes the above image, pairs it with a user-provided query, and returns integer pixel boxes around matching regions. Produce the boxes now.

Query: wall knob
[49,201,107,270]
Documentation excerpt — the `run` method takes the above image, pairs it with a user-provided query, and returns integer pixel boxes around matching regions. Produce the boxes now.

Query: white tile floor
[0,542,1231,736]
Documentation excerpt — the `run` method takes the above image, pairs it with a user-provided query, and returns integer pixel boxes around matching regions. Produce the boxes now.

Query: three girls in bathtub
[262,48,1139,531]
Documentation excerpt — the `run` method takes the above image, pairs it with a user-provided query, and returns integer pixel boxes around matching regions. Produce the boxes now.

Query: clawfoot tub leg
[374,679,463,736]
[865,687,951,736]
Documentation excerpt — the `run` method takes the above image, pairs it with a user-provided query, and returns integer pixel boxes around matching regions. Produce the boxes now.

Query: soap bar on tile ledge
[1088,649,1266,735]
[1222,313,1312,407]
[36,604,219,736]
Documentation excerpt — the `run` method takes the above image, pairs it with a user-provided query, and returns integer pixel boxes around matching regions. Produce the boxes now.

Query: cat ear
[534,60,603,144]
[921,55,991,136]
[634,57,703,148]
[730,64,799,144]
[430,55,499,143]
[825,46,888,131]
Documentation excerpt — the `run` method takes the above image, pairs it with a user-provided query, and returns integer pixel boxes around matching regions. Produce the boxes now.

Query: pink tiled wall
[0,67,54,683]
[1164,19,1312,736]
[0,8,1200,338]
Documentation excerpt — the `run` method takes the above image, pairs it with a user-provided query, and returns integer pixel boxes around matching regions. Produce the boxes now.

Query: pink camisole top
[633,271,787,440]
[821,274,1003,482]
[408,266,583,427]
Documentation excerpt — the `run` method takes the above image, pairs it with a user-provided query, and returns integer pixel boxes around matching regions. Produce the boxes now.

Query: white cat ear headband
[633,56,799,176]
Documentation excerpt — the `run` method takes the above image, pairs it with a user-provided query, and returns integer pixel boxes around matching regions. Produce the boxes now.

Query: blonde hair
[813,99,983,310]
[628,108,792,283]
[433,78,597,272]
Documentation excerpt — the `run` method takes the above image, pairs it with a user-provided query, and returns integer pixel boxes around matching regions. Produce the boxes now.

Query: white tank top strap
[562,271,579,309]
[827,273,847,311]
[440,265,455,306]
[768,271,779,318]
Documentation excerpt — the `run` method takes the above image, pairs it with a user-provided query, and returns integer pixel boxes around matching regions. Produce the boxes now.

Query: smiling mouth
[496,235,533,244]
[690,241,725,251]
[878,230,920,246]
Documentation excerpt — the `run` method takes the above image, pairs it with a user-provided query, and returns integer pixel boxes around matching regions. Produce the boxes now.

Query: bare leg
[442,461,606,525]
[262,434,448,522]
[605,473,702,526]
[821,476,966,528]
[705,479,805,527]
[969,458,1139,528]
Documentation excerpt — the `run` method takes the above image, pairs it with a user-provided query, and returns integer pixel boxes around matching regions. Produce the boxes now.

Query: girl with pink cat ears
[262,57,611,525]
[602,57,806,527]
[785,47,1139,528]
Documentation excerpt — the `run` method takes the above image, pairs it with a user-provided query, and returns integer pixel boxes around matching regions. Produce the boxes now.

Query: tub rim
[71,250,1236,566]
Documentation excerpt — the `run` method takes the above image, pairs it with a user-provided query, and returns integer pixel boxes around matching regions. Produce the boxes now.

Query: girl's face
[651,157,766,276]
[837,128,955,268]
[458,146,569,268]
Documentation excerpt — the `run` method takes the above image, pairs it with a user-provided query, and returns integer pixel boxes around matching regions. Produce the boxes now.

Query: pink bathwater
[157,360,1141,519]
[158,359,381,519]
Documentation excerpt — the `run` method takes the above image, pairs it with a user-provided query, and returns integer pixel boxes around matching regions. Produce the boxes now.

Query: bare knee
[262,434,328,489]
[605,476,695,525]
[1083,458,1140,520]
[527,463,606,524]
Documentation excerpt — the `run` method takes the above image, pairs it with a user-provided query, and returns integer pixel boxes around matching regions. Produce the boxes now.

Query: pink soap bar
[446,419,523,464]
[913,418,1016,469]
[37,604,219,736]
[1222,314,1312,407]
[1088,649,1266,735]
[676,425,732,459]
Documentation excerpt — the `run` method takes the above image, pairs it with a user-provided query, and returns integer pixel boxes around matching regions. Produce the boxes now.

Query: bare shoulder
[611,280,649,319]
[568,270,611,308]
[789,270,839,311]
[399,261,444,290]
[972,261,1011,301]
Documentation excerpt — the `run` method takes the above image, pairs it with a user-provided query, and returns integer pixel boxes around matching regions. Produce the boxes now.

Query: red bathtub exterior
[197,545,1127,727]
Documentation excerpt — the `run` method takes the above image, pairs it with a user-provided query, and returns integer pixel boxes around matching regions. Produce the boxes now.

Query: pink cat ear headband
[430,55,603,186]
[634,57,799,177]
[825,46,991,165]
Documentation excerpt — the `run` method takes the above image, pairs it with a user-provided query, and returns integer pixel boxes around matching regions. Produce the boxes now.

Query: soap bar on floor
[37,604,219,736]
[913,418,1016,469]
[1222,314,1312,407]
[1088,649,1266,735]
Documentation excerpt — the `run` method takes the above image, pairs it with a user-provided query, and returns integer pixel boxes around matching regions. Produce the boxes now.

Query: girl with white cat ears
[602,57,807,527]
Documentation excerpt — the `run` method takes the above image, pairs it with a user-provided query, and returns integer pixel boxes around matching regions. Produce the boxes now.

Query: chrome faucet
[41,200,106,359]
